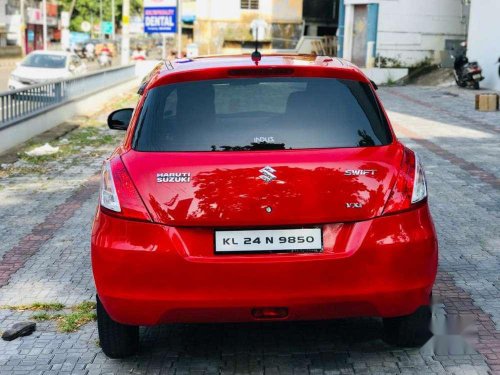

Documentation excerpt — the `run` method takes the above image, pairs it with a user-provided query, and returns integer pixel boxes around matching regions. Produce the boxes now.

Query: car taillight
[100,157,151,221]
[383,148,427,215]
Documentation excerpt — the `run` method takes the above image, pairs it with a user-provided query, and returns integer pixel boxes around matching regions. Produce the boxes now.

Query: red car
[92,55,438,358]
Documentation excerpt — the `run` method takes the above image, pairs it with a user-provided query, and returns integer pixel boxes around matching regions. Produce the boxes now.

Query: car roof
[29,50,71,57]
[164,54,355,73]
[146,54,368,91]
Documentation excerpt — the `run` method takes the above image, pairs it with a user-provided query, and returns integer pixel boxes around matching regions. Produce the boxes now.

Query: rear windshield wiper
[212,142,287,151]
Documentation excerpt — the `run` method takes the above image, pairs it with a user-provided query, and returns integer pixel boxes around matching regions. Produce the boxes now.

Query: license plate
[473,74,481,79]
[214,228,322,253]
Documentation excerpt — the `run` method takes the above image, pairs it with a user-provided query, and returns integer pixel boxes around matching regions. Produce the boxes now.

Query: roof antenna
[251,21,262,65]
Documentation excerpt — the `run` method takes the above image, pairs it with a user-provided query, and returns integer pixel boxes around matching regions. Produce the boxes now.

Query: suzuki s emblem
[259,166,277,183]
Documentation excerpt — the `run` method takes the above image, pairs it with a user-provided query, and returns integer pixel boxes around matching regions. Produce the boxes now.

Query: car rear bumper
[91,204,438,325]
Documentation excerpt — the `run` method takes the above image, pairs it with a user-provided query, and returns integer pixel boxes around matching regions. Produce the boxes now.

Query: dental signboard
[144,0,177,33]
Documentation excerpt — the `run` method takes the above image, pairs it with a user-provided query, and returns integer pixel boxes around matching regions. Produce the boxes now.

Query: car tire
[96,295,139,358]
[473,82,480,90]
[382,305,432,347]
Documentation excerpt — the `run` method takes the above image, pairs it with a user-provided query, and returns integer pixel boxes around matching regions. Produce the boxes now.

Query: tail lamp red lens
[383,148,427,215]
[100,157,151,221]
[252,307,288,319]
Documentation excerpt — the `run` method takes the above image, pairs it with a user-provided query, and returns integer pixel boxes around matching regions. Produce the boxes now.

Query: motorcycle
[452,50,484,89]
[85,49,95,62]
[98,51,112,68]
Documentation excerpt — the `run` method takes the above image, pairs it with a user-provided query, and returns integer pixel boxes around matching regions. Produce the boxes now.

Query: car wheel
[96,295,139,358]
[382,305,432,347]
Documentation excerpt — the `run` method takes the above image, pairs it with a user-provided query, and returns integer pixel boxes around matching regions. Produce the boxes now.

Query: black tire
[383,305,432,347]
[96,295,139,358]
[473,82,480,90]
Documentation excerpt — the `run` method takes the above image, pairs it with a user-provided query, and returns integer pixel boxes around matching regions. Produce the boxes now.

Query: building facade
[339,0,468,67]
[467,0,500,91]
[0,0,59,55]
[303,0,338,37]
[194,0,304,55]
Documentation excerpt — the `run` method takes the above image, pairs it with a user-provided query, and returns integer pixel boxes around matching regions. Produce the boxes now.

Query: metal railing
[0,64,136,130]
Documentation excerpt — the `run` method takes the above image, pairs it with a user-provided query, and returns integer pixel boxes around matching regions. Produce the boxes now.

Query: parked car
[8,51,87,90]
[92,54,438,358]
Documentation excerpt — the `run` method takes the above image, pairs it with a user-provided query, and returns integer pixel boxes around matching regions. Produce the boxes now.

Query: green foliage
[376,56,404,68]
[59,0,143,33]
[2,302,65,311]
[32,312,64,321]
[27,301,97,333]
[57,301,97,333]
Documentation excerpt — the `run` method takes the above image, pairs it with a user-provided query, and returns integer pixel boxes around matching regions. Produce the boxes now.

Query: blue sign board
[70,32,90,44]
[101,21,114,35]
[144,7,176,33]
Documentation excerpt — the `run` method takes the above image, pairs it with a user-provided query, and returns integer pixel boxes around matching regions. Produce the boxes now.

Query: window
[133,78,392,152]
[241,0,259,10]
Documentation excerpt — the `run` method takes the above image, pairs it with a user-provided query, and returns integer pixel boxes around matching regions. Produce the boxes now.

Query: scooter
[85,50,95,62]
[452,50,484,89]
[98,51,112,68]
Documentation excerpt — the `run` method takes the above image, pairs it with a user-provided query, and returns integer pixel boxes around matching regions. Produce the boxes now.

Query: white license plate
[473,74,481,79]
[214,228,322,253]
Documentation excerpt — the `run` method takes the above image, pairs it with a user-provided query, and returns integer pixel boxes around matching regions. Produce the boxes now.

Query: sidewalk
[0,57,22,67]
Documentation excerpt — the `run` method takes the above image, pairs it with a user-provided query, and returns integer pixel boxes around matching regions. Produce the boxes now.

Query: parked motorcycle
[452,43,484,89]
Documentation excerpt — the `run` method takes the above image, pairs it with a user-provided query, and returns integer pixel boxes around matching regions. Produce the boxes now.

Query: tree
[59,0,142,33]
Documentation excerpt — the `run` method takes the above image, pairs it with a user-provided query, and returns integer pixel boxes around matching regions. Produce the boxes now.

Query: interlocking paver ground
[0,84,498,374]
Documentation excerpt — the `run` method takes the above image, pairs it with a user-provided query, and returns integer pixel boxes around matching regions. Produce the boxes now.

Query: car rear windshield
[133,77,392,152]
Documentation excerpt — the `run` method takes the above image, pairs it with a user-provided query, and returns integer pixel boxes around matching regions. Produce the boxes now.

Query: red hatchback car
[91,55,438,358]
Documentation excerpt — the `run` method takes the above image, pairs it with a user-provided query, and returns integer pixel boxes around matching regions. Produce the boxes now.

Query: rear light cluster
[100,157,151,221]
[383,148,427,215]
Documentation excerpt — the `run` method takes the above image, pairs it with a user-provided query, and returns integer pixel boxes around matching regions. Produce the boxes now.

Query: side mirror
[107,108,134,130]
[370,79,378,90]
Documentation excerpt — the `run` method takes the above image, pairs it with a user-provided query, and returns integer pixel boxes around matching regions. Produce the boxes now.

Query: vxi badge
[259,166,277,183]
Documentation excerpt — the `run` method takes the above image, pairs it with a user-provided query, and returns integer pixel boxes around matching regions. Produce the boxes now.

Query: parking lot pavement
[0,85,498,374]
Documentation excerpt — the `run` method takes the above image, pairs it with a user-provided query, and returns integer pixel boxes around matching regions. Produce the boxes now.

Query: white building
[340,0,468,67]
[467,0,500,91]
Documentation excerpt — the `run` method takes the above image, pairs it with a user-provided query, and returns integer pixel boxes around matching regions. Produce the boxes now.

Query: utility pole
[112,0,116,40]
[42,0,48,50]
[20,0,26,54]
[177,0,182,57]
[99,0,103,39]
[121,0,130,65]
[68,0,77,19]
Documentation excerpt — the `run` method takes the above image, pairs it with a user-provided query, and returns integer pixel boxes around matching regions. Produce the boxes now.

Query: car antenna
[251,30,261,65]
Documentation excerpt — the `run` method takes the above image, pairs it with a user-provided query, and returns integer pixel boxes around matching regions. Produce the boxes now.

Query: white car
[8,51,87,90]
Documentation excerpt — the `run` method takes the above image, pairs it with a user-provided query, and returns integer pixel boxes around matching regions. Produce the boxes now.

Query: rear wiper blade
[212,142,286,151]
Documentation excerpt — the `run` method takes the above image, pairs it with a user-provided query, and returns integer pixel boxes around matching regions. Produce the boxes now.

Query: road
[0,85,499,374]
[0,58,117,92]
